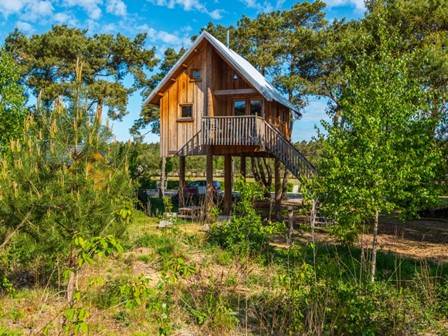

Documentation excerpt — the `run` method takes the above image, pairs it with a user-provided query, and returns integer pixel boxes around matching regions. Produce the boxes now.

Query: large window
[233,100,246,116]
[250,99,263,117]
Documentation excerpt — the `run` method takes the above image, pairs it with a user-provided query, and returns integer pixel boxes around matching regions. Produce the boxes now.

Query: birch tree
[313,36,441,282]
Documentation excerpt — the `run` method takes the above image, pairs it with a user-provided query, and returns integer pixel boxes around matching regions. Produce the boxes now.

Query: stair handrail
[260,118,317,178]
[178,129,202,156]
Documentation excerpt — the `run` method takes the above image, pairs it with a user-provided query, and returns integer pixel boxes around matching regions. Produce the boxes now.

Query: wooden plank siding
[159,40,292,157]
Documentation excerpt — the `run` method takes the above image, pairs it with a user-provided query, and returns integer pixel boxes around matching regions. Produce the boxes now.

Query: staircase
[177,116,316,180]
[178,130,206,156]
[260,120,316,179]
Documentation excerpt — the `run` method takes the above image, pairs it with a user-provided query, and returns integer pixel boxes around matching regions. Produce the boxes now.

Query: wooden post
[224,155,232,215]
[240,155,246,181]
[205,153,214,220]
[159,156,166,198]
[274,158,281,219]
[178,156,186,208]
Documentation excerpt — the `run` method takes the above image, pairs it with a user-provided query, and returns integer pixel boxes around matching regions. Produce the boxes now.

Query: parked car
[184,180,221,197]
[173,180,222,206]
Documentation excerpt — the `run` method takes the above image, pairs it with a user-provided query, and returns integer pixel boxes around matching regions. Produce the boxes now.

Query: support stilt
[274,158,281,219]
[159,157,166,198]
[224,154,232,215]
[178,156,186,208]
[205,153,214,221]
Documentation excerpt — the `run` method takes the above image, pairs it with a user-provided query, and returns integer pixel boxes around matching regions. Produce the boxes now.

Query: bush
[208,180,283,254]
[182,283,238,332]
[94,275,153,309]
[0,102,133,284]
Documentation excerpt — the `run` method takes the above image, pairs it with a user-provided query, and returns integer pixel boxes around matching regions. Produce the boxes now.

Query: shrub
[0,97,133,284]
[94,275,153,309]
[182,283,238,332]
[208,180,283,254]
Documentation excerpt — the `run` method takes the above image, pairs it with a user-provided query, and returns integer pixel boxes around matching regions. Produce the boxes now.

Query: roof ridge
[145,31,299,115]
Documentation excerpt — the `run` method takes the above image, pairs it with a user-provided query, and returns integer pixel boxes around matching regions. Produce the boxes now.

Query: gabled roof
[145,31,299,115]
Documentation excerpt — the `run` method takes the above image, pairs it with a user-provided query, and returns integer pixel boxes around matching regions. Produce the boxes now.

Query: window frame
[190,69,202,82]
[250,99,263,117]
[233,99,247,116]
[178,103,194,121]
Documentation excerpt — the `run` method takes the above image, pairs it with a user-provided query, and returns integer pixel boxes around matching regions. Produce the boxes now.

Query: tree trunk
[96,96,103,125]
[240,156,246,181]
[280,167,289,200]
[159,157,166,198]
[250,157,260,182]
[310,200,317,269]
[370,210,379,283]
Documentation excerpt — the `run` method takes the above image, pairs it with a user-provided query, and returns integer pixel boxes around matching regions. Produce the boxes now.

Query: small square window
[181,104,193,118]
[250,99,263,117]
[191,69,201,81]
[234,100,246,116]
[233,73,239,80]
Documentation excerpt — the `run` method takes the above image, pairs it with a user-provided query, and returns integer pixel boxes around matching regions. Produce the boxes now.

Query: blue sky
[0,0,365,143]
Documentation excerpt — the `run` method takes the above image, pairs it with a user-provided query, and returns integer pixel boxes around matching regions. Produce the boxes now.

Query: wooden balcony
[201,115,265,146]
[179,115,315,179]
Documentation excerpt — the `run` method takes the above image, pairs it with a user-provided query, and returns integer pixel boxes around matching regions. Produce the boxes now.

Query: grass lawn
[0,211,447,335]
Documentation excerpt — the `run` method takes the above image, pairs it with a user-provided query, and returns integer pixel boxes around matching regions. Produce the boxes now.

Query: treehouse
[145,31,315,213]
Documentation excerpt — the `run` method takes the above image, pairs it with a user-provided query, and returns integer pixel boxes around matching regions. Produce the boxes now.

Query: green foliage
[208,180,283,253]
[0,276,15,296]
[74,236,123,268]
[63,305,89,336]
[5,26,157,120]
[0,89,133,282]
[161,255,196,280]
[312,34,442,241]
[0,327,22,336]
[182,283,238,332]
[162,196,173,214]
[95,275,152,309]
[0,50,26,153]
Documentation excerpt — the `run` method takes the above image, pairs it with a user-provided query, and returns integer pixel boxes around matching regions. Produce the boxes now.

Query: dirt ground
[301,216,448,263]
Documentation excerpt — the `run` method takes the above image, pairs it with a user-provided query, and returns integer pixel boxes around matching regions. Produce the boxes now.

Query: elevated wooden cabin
[145,31,314,213]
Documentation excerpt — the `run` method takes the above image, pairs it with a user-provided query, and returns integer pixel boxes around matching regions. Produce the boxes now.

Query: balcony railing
[201,115,264,146]
[200,115,316,178]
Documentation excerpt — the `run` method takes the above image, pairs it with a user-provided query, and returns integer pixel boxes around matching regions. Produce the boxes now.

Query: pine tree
[5,25,157,120]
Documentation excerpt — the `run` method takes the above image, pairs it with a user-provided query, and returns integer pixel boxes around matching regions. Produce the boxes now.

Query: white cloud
[241,0,285,13]
[324,0,366,12]
[22,0,53,21]
[0,0,27,16]
[151,0,223,19]
[15,20,34,34]
[0,0,53,20]
[53,12,78,25]
[208,9,222,19]
[106,0,126,16]
[138,24,192,50]
[62,0,102,20]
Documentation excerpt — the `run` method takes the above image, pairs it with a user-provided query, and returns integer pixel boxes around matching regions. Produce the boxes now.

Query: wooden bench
[178,206,203,220]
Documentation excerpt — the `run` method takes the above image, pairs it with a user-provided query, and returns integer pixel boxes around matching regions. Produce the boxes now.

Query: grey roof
[145,31,299,114]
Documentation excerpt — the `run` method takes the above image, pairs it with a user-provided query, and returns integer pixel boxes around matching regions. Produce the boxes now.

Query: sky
[0,0,366,143]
